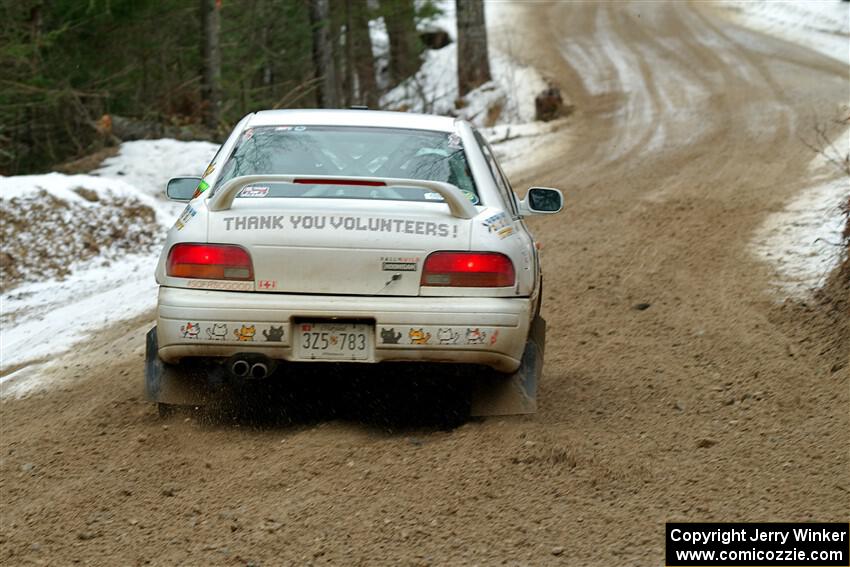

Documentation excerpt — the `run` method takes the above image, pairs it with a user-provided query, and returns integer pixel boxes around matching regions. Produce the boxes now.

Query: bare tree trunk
[456,0,491,97]
[340,0,354,108]
[200,0,222,130]
[348,0,378,107]
[259,0,273,94]
[308,0,339,108]
[382,0,419,86]
[28,3,43,73]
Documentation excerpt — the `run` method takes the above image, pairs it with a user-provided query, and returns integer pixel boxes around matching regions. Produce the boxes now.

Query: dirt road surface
[2,2,848,565]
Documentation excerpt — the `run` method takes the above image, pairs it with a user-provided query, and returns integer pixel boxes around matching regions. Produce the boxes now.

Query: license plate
[296,322,372,361]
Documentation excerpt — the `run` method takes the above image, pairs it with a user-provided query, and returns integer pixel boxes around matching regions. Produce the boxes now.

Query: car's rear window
[215,125,479,204]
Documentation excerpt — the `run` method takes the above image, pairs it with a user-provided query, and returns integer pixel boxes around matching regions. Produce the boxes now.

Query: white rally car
[145,109,562,417]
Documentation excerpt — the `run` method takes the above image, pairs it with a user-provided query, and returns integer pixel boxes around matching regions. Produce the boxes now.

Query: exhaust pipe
[250,362,269,379]
[228,355,274,379]
[231,359,250,377]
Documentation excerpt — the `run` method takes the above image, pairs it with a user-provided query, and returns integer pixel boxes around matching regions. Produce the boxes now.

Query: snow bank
[717,1,850,65]
[380,0,549,127]
[1,253,157,375]
[752,179,848,298]
[381,42,548,126]
[376,0,560,172]
[729,0,850,298]
[1,140,217,382]
[0,140,217,290]
[0,174,163,287]
[94,139,219,200]
[752,125,849,299]
[481,120,571,173]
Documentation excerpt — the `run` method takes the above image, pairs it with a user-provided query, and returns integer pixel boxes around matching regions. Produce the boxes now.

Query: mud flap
[470,316,545,416]
[145,327,219,407]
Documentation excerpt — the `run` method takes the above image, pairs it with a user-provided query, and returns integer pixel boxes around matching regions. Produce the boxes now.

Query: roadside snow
[1,254,157,375]
[381,0,549,126]
[752,180,847,298]
[728,0,849,298]
[0,174,165,286]
[482,120,571,173]
[377,0,561,171]
[716,1,849,65]
[94,139,218,201]
[0,140,217,388]
[752,125,849,299]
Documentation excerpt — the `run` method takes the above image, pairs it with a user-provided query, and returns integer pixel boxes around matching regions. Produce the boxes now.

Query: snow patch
[0,139,217,385]
[94,139,218,200]
[751,127,849,299]
[0,174,164,288]
[482,120,571,174]
[0,364,50,398]
[380,0,549,127]
[716,1,850,65]
[728,1,850,298]
[1,254,157,376]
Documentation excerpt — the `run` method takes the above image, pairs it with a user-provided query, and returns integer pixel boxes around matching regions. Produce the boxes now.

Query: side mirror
[166,177,203,201]
[520,187,563,215]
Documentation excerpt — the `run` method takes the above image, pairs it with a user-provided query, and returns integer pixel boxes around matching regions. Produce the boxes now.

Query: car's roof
[248,109,460,133]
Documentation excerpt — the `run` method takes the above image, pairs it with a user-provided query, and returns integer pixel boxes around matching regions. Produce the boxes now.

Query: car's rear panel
[155,286,530,372]
[209,198,472,296]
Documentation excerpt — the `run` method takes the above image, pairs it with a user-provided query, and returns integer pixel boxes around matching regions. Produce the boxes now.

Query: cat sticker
[180,322,200,339]
[409,328,431,345]
[206,323,227,341]
[465,328,486,345]
[437,328,459,344]
[263,325,285,342]
[380,327,402,344]
[234,325,256,341]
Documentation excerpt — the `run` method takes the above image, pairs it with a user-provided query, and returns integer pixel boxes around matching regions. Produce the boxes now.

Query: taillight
[421,252,515,287]
[167,243,253,280]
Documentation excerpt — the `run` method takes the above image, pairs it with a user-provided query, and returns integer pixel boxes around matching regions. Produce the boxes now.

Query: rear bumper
[156,287,532,372]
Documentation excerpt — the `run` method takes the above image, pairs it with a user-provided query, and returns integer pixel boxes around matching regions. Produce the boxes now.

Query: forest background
[0,0,494,175]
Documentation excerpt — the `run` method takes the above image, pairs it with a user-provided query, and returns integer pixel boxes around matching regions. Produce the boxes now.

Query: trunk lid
[208,197,473,296]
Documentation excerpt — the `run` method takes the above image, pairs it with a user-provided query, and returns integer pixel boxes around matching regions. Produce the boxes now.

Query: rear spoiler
[206,174,478,219]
